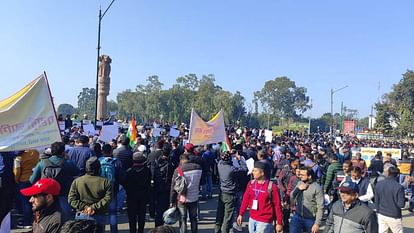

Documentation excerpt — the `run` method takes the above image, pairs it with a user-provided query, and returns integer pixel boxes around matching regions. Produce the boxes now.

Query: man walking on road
[290,166,324,233]
[375,166,405,233]
[237,161,283,233]
[215,150,247,233]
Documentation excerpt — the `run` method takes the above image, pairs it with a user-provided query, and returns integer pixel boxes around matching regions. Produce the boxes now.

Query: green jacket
[324,162,342,193]
[68,174,113,215]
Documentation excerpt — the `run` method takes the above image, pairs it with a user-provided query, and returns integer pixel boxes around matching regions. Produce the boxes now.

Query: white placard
[82,119,91,125]
[83,124,96,136]
[236,129,242,135]
[246,158,254,175]
[58,121,66,131]
[99,125,119,142]
[96,121,104,127]
[153,128,161,137]
[265,130,273,142]
[169,128,180,137]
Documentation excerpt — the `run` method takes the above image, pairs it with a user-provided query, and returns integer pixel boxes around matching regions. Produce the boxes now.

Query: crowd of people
[1,123,414,233]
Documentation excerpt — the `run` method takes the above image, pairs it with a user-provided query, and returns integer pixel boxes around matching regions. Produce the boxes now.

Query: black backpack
[41,159,65,182]
[152,158,170,192]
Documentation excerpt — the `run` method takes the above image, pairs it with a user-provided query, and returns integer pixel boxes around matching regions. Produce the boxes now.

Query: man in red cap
[20,178,62,233]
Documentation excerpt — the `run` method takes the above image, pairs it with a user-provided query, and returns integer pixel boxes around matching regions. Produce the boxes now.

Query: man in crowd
[0,151,16,231]
[170,153,202,233]
[350,166,373,204]
[325,181,377,233]
[68,157,113,233]
[100,144,126,233]
[290,166,324,233]
[237,161,283,233]
[215,150,247,233]
[66,135,95,176]
[125,152,151,233]
[375,166,405,233]
[14,149,39,228]
[324,154,342,194]
[20,178,63,233]
[30,142,80,222]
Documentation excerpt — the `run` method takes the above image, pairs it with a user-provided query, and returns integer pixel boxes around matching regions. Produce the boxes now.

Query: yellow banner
[360,147,401,167]
[188,109,226,146]
[0,74,61,151]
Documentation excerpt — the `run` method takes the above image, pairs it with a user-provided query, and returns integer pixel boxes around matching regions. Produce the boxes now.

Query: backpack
[173,167,187,201]
[152,158,170,191]
[41,159,65,181]
[99,157,117,183]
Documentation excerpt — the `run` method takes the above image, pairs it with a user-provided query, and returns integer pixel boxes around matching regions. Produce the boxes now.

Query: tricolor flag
[220,133,232,154]
[126,116,137,148]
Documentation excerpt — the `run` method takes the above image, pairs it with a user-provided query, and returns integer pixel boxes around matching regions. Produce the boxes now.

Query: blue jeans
[109,195,118,233]
[75,212,106,233]
[117,186,126,212]
[289,214,315,233]
[178,201,198,233]
[16,182,32,225]
[248,218,274,233]
[59,196,73,222]
[202,173,212,198]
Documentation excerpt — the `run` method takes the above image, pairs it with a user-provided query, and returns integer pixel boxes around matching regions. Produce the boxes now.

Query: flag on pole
[126,116,137,148]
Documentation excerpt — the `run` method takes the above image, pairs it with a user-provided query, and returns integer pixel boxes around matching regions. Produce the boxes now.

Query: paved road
[11,187,414,232]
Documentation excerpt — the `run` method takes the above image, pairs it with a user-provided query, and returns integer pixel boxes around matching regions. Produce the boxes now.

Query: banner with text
[188,109,226,146]
[360,147,401,167]
[0,74,61,151]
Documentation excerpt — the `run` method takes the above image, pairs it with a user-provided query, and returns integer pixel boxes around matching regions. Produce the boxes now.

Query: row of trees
[57,75,312,128]
[375,70,414,138]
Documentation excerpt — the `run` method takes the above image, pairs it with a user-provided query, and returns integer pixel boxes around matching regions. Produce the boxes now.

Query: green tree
[57,103,76,116]
[254,77,310,120]
[374,103,393,135]
[77,88,96,120]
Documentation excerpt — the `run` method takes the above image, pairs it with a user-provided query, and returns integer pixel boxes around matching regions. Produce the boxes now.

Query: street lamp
[94,0,116,126]
[330,85,349,135]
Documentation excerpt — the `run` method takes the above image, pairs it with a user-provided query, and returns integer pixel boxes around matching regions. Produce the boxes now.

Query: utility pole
[330,85,349,135]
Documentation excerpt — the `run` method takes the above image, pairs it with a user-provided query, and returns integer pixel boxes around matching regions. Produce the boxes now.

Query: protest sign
[99,125,118,142]
[360,147,401,167]
[0,74,61,151]
[188,109,226,145]
[169,128,180,137]
[83,124,96,136]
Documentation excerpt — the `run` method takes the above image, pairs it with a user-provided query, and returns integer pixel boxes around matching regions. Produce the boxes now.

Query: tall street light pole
[94,0,116,126]
[330,85,348,135]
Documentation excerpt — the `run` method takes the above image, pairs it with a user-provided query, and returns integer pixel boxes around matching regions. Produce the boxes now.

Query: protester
[20,178,63,233]
[0,151,16,230]
[68,157,113,233]
[215,150,247,233]
[324,181,378,233]
[30,142,80,222]
[323,153,342,194]
[351,152,367,176]
[375,166,405,233]
[289,166,324,233]
[349,166,374,204]
[170,153,202,233]
[14,149,39,228]
[66,135,96,176]
[201,144,215,200]
[100,144,126,233]
[237,161,283,233]
[125,152,151,233]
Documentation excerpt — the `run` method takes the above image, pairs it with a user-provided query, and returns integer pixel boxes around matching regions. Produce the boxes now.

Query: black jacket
[124,162,151,197]
[375,177,405,218]
[32,201,62,233]
[113,145,133,170]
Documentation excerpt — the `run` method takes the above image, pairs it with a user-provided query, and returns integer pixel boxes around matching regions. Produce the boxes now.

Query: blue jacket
[0,152,16,186]
[30,155,80,196]
[375,177,405,218]
[66,146,95,176]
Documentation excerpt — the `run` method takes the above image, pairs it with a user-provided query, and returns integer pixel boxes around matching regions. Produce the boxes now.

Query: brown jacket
[14,150,39,183]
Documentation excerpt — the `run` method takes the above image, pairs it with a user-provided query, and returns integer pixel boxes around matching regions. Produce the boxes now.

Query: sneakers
[232,222,243,232]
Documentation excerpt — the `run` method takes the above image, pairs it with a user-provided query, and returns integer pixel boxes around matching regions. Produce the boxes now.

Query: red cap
[185,143,195,152]
[20,178,61,196]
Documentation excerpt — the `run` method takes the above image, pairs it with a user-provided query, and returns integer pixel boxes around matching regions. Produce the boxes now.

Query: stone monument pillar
[97,55,112,121]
